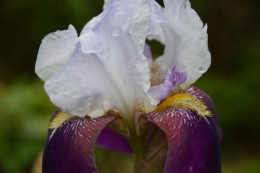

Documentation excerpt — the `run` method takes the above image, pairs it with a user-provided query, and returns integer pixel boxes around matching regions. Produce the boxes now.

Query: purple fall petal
[96,127,132,154]
[42,114,117,173]
[144,87,222,173]
[184,87,223,141]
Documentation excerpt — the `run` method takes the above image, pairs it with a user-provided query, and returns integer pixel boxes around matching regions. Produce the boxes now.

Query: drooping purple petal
[184,87,223,141]
[96,127,132,154]
[144,87,222,173]
[42,114,117,173]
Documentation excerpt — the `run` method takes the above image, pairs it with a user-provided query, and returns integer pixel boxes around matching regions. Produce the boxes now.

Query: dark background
[0,0,259,172]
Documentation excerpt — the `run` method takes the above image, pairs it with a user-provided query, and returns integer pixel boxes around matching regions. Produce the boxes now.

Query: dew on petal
[197,62,209,73]
[198,66,206,73]
[133,13,141,20]
[128,25,134,34]
[111,26,121,37]
[63,89,72,97]
[77,102,85,112]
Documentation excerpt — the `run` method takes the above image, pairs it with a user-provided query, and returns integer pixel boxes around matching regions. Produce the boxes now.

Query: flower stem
[127,133,146,173]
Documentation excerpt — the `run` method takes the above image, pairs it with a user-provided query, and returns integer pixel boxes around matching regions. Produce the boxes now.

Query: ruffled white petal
[35,25,79,81]
[151,0,211,89]
[45,0,157,118]
[147,0,166,43]
[80,0,111,36]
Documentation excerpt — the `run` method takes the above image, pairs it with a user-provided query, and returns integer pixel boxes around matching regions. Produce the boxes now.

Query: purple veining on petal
[158,67,187,101]
[144,87,222,173]
[143,43,152,60]
[96,127,132,154]
[42,114,117,173]
[184,86,223,142]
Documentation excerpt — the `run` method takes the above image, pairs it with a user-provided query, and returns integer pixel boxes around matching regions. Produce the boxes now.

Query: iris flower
[35,0,222,172]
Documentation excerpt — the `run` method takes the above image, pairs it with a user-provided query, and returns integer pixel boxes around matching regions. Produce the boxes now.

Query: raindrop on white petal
[128,25,134,34]
[98,52,108,60]
[118,10,125,15]
[197,62,209,73]
[198,66,206,73]
[133,13,141,20]
[112,26,121,37]
[77,102,85,112]
[63,89,72,97]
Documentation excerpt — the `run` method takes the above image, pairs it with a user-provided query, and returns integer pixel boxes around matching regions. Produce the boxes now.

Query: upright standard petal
[45,0,157,120]
[144,87,222,173]
[35,25,79,81]
[42,111,118,173]
[150,0,211,89]
[147,0,166,43]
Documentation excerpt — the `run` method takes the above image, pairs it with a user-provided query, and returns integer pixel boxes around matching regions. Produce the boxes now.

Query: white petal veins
[35,25,79,81]
[44,0,157,119]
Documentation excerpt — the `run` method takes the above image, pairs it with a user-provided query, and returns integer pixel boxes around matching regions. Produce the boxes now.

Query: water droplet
[112,26,121,37]
[198,63,208,73]
[128,25,134,34]
[63,89,72,97]
[77,102,85,112]
[98,52,108,60]
[133,13,141,20]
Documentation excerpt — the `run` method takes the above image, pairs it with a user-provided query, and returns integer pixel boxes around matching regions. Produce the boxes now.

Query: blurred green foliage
[0,79,55,173]
[0,0,260,172]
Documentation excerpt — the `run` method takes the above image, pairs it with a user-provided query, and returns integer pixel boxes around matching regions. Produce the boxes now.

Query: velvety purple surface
[96,127,132,154]
[42,115,117,173]
[185,86,223,142]
[145,86,222,173]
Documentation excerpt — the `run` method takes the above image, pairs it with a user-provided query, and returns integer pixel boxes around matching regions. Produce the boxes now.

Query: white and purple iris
[36,0,222,172]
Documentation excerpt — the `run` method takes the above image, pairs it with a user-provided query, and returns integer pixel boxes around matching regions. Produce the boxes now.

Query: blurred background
[0,0,259,172]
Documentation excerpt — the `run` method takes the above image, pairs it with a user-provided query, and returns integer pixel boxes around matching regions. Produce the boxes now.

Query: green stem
[127,133,146,173]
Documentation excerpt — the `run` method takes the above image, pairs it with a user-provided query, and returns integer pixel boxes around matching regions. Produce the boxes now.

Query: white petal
[79,30,107,54]
[45,52,117,118]
[147,0,166,43]
[35,25,79,81]
[80,1,110,36]
[103,0,109,10]
[80,14,103,36]
[151,0,211,88]
[45,0,157,118]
